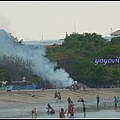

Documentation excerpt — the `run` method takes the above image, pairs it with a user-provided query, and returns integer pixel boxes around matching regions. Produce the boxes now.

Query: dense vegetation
[46,32,120,88]
[0,30,120,88]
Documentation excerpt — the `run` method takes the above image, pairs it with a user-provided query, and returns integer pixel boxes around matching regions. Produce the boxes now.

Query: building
[110,30,120,37]
[104,30,120,41]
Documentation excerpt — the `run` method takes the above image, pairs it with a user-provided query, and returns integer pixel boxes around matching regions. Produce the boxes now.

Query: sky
[0,1,120,41]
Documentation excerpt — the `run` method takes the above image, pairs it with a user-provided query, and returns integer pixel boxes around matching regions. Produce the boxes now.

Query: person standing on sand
[96,95,100,109]
[54,91,58,102]
[55,92,58,103]
[58,92,61,102]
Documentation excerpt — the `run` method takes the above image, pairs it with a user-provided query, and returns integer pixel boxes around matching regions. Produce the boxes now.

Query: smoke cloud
[0,14,13,34]
[0,29,73,88]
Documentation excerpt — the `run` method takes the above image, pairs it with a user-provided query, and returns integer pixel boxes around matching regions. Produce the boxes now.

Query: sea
[0,99,120,119]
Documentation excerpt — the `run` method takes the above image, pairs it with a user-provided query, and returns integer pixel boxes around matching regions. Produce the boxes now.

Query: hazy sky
[0,1,120,41]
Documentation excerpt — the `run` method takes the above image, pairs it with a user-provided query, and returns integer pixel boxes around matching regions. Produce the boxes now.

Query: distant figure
[78,98,86,103]
[116,96,120,109]
[114,96,117,109]
[54,91,56,98]
[51,108,55,114]
[67,97,72,117]
[59,108,67,118]
[6,86,11,92]
[96,95,100,109]
[69,101,74,118]
[32,108,37,118]
[58,92,61,102]
[54,91,58,102]
[31,92,35,97]
[67,101,70,117]
[46,103,52,112]
[83,102,86,117]
[18,85,20,93]
[104,102,107,109]
[67,97,72,104]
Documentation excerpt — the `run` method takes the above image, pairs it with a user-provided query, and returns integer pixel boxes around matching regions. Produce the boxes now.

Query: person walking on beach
[114,96,117,109]
[116,96,120,109]
[58,92,61,103]
[59,108,67,118]
[55,92,58,103]
[32,108,37,118]
[54,91,58,103]
[54,91,57,98]
[96,95,100,109]
[82,102,86,117]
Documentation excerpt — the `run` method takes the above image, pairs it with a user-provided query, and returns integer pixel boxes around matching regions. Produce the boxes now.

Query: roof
[110,30,120,36]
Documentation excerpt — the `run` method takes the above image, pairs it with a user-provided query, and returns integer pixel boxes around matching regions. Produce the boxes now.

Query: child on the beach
[46,103,52,112]
[32,108,37,118]
[31,92,35,97]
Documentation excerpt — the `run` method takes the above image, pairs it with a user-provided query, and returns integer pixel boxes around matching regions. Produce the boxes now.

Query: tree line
[0,30,120,88]
[46,32,120,88]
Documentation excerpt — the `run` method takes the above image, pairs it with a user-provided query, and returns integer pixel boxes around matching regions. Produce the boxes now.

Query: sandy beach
[0,88,120,118]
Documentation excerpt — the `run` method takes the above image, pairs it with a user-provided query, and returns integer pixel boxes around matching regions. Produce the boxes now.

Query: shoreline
[0,88,120,118]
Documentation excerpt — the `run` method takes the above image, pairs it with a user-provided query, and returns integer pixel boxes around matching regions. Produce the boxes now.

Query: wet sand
[0,88,120,118]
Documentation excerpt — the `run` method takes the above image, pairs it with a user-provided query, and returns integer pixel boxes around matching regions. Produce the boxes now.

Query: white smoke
[0,29,73,87]
[0,14,13,34]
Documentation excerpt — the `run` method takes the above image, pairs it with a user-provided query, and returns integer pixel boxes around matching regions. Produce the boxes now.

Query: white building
[104,30,120,41]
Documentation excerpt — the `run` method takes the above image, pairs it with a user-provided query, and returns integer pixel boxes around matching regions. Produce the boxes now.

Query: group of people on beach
[114,96,120,109]
[54,91,61,103]
[56,96,86,119]
[31,92,120,119]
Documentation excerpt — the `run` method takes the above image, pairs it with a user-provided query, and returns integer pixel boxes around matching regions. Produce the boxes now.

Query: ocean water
[0,99,120,119]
